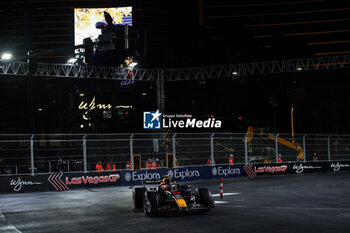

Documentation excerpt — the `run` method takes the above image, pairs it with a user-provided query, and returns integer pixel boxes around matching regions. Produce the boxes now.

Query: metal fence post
[244,135,248,164]
[275,134,279,163]
[172,133,176,162]
[83,134,87,173]
[303,134,307,162]
[210,133,215,165]
[30,134,34,176]
[328,136,331,162]
[130,134,134,169]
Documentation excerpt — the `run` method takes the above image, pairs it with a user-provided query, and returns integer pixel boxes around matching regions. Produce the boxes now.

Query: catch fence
[0,133,350,175]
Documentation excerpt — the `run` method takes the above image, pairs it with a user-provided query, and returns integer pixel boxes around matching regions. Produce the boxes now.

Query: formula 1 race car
[133,175,214,215]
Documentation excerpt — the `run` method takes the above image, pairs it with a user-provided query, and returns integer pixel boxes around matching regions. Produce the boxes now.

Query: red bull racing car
[133,175,214,215]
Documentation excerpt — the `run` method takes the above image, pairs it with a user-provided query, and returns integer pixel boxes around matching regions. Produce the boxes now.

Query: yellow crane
[245,126,304,161]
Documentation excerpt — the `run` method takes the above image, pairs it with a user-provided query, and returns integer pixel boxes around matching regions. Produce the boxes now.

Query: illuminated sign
[78,96,132,120]
[74,7,132,46]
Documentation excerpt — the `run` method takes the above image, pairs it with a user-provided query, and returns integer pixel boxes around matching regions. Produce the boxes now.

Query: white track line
[212,192,240,197]
[223,205,350,211]
[0,209,21,233]
[215,200,229,204]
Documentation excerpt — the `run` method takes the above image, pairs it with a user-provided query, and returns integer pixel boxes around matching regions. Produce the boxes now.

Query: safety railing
[1,133,350,175]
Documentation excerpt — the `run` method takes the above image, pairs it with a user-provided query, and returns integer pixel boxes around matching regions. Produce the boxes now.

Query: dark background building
[0,0,350,134]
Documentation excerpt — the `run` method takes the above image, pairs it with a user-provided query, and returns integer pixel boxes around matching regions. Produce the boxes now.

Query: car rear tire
[134,187,147,209]
[143,191,160,216]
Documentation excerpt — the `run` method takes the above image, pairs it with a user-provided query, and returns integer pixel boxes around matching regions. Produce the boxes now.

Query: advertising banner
[243,161,350,177]
[1,161,349,193]
[120,165,243,185]
[243,163,289,178]
[48,171,121,191]
[329,161,350,172]
[0,171,121,193]
[288,162,326,174]
[0,174,47,193]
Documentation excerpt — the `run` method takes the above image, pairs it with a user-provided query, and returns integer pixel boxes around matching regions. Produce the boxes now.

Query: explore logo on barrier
[168,168,201,180]
[124,171,162,182]
[212,166,241,177]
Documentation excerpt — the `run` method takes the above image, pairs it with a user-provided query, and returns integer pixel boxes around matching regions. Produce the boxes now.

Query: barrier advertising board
[1,161,349,193]
[0,171,121,193]
[243,161,350,178]
[120,165,244,185]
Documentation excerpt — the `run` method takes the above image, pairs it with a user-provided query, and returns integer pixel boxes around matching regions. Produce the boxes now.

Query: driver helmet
[161,178,171,185]
[161,175,171,185]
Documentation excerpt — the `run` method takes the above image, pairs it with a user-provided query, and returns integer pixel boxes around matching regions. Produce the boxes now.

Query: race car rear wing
[142,180,162,185]
[141,175,177,185]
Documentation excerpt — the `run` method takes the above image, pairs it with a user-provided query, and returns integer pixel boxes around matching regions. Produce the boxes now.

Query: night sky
[0,0,350,134]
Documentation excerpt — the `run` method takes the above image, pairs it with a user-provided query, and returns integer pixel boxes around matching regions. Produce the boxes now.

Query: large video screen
[74,7,132,46]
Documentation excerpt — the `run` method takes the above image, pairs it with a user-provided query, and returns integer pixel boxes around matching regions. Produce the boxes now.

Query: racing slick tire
[143,191,160,216]
[134,187,147,209]
[196,188,214,212]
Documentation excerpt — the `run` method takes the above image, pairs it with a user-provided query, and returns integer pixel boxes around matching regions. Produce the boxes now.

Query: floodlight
[1,53,12,60]
[67,58,77,64]
[128,62,138,68]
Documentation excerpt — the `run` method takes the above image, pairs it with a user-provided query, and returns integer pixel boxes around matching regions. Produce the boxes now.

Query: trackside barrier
[120,165,243,186]
[243,161,350,178]
[0,161,350,193]
[0,171,121,193]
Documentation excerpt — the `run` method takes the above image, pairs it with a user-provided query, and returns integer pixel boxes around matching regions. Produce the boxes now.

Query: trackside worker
[313,153,318,161]
[150,157,156,170]
[155,158,161,168]
[174,159,179,168]
[126,161,132,170]
[278,154,283,163]
[96,161,104,172]
[229,154,234,165]
[207,158,215,165]
[146,158,154,169]
[106,162,116,171]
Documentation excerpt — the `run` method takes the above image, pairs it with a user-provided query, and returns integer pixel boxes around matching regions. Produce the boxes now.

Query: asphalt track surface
[0,173,350,233]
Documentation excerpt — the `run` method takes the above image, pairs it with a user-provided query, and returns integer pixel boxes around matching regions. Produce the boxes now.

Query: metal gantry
[165,55,350,81]
[1,55,349,80]
[0,62,157,81]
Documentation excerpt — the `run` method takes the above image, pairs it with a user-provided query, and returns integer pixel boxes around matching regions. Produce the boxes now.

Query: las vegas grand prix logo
[143,110,222,129]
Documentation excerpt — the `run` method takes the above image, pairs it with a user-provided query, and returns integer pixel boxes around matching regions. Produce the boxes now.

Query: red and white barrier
[219,177,223,198]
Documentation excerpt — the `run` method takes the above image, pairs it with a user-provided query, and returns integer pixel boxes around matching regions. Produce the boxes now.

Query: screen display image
[74,7,132,46]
